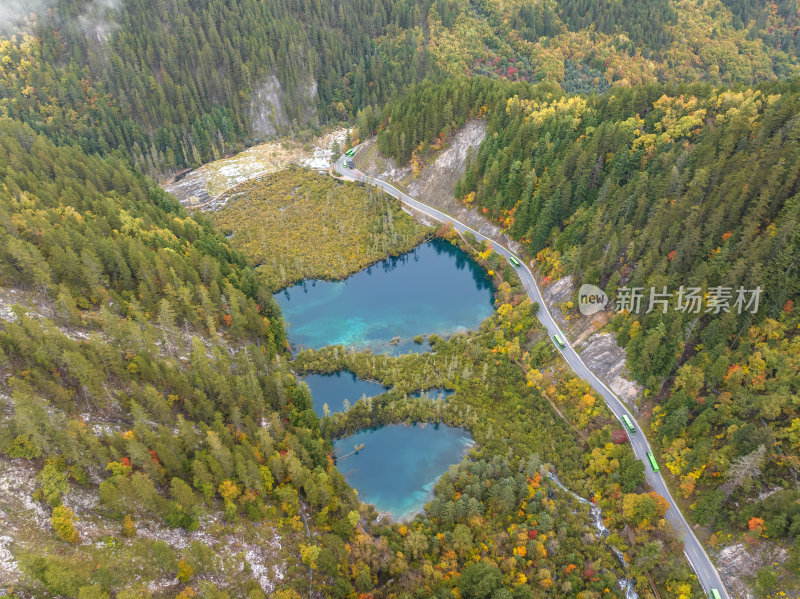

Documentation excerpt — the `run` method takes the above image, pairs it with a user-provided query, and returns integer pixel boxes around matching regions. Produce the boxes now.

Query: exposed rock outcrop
[541,275,575,329]
[579,332,643,409]
[248,74,318,138]
[372,120,522,253]
[717,541,790,599]
[249,76,291,138]
[537,275,642,408]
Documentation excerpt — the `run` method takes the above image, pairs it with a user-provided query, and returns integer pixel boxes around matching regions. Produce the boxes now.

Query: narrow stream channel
[547,472,639,599]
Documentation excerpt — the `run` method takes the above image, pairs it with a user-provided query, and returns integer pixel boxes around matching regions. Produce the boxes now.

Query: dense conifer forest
[375,75,800,591]
[1,0,800,596]
[2,0,800,174]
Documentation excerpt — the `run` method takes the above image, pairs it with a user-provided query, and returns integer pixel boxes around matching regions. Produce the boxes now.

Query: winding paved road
[335,153,729,598]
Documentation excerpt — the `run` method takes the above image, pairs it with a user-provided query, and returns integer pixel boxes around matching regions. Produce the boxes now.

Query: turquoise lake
[333,424,473,521]
[275,239,494,354]
[302,371,388,416]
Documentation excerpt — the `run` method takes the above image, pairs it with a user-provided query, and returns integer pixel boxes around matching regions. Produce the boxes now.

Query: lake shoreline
[333,423,476,522]
[277,236,496,355]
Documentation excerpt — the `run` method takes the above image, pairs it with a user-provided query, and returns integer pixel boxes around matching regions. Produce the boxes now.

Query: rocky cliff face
[540,275,643,409]
[248,75,318,138]
[541,275,575,329]
[406,120,486,204]
[370,120,523,252]
[578,332,643,409]
[249,76,291,138]
[717,541,790,599]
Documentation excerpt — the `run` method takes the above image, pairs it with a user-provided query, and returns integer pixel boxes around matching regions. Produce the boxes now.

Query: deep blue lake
[333,423,473,521]
[302,371,388,416]
[275,239,494,354]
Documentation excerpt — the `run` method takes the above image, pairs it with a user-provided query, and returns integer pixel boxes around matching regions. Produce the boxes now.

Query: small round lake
[302,371,388,416]
[333,423,473,521]
[275,239,494,354]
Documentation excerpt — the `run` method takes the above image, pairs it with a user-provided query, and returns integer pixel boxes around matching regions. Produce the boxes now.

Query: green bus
[345,148,356,157]
[621,414,636,433]
[646,451,659,472]
[709,590,722,599]
[508,255,521,268]
[553,334,566,349]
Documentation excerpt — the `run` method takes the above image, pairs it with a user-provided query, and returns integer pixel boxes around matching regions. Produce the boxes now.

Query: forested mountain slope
[1,0,800,595]
[423,0,800,88]
[0,118,371,595]
[2,0,800,177]
[1,0,430,174]
[0,116,704,598]
[376,76,800,588]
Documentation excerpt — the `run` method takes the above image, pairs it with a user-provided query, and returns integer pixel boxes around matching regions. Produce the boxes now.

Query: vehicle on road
[646,451,660,472]
[340,164,728,599]
[345,160,355,169]
[345,148,356,157]
[622,414,636,433]
[508,255,521,268]
[710,590,722,599]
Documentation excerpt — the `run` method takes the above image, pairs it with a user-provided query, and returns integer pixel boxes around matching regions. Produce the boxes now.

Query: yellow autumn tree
[51,505,79,543]
[177,558,194,583]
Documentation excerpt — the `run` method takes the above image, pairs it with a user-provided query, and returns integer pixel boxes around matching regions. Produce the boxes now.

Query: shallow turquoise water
[409,388,454,400]
[302,371,388,416]
[333,423,473,521]
[275,239,494,354]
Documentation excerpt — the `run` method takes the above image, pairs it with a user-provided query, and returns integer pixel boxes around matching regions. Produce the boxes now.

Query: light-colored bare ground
[163,128,349,208]
[358,120,523,253]
[579,332,643,409]
[717,541,791,599]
